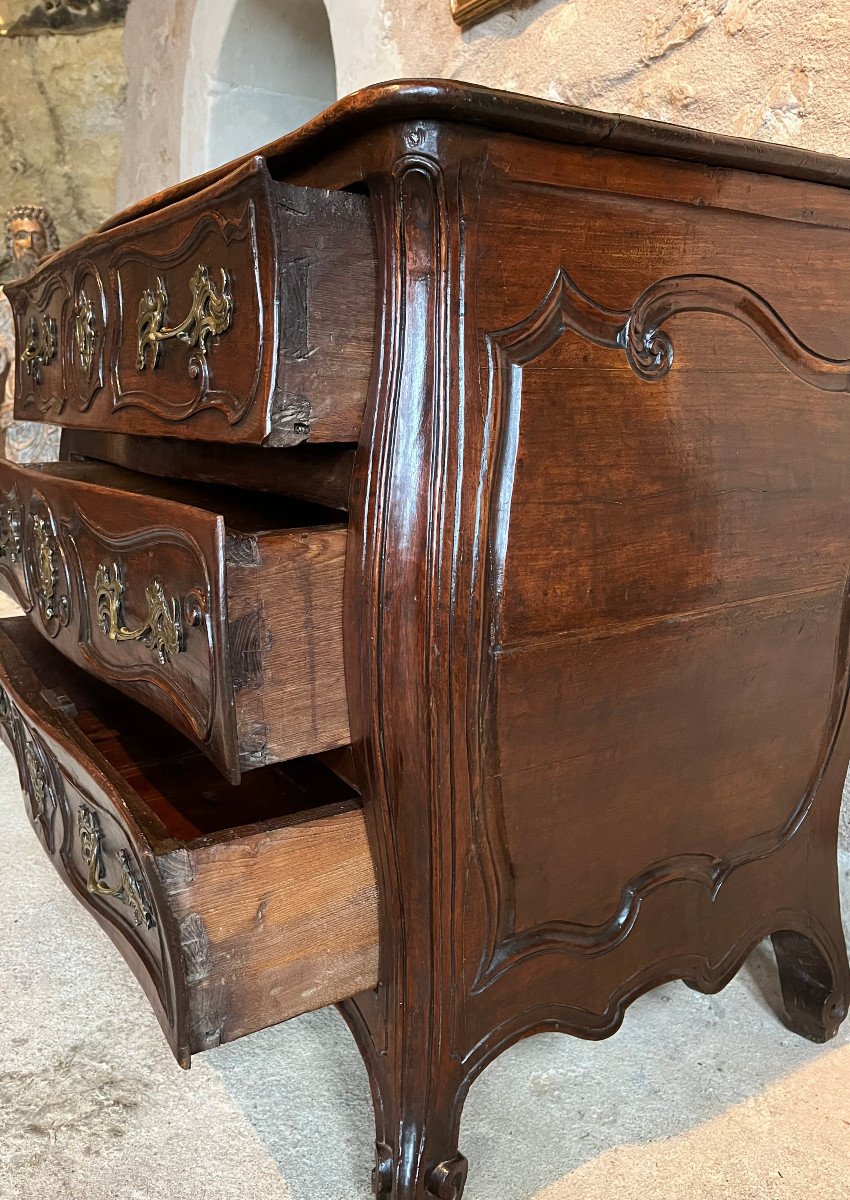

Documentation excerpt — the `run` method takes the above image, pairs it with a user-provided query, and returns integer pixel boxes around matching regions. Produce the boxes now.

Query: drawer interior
[13,615,354,842]
[0,618,379,1063]
[28,458,347,534]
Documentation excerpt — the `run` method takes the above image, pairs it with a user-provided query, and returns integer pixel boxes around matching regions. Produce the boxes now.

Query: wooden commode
[3,80,850,1199]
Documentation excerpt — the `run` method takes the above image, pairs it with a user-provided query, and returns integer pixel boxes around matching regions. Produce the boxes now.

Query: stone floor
[0,736,849,1199]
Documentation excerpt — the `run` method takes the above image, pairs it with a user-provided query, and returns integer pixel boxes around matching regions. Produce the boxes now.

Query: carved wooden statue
[0,205,61,462]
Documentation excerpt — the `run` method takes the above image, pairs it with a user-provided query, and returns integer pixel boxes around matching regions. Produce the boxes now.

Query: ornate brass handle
[137,263,233,374]
[77,806,155,930]
[94,561,184,665]
[20,314,57,383]
[73,290,97,375]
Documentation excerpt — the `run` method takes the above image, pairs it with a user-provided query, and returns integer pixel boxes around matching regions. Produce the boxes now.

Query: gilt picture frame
[451,0,513,26]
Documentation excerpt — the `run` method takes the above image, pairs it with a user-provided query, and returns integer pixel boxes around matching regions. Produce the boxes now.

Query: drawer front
[0,617,378,1066]
[8,157,375,446]
[0,663,185,1057]
[0,460,236,777]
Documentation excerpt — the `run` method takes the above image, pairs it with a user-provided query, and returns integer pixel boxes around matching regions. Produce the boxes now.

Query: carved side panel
[468,269,850,1001]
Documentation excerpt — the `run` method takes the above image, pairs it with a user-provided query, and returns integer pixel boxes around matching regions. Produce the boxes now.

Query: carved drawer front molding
[0,458,350,784]
[0,637,180,1052]
[6,157,377,447]
[0,484,29,612]
[12,271,70,417]
[0,685,63,856]
[0,618,380,1067]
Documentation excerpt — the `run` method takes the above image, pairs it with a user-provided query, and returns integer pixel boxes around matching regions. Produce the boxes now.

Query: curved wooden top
[102,78,850,233]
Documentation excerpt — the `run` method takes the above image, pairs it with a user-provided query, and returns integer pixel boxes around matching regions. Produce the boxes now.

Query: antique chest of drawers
[3,80,850,1200]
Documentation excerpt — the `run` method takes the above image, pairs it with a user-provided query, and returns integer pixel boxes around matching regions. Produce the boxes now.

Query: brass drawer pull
[137,263,233,373]
[78,806,155,929]
[73,290,97,375]
[94,561,184,665]
[20,314,57,383]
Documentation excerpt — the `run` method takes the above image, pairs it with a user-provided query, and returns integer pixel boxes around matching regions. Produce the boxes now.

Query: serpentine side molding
[472,266,850,993]
[509,268,850,390]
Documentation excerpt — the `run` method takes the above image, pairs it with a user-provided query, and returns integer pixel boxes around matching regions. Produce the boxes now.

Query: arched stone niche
[179,0,337,180]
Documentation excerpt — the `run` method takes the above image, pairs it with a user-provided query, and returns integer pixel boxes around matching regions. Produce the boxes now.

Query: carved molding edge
[491,268,850,392]
[471,266,850,992]
[463,908,847,1075]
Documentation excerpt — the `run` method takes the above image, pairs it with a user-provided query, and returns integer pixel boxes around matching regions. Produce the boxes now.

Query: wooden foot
[342,999,469,1200]
[368,1086,468,1199]
[771,929,849,1043]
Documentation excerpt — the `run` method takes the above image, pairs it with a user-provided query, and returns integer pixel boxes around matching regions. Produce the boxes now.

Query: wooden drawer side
[0,618,379,1066]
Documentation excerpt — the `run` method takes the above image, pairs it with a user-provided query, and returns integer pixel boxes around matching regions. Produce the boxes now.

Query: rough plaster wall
[115,0,196,210]
[326,0,850,157]
[0,0,126,281]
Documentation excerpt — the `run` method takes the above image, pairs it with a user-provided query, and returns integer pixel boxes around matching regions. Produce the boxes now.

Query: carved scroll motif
[500,268,850,392]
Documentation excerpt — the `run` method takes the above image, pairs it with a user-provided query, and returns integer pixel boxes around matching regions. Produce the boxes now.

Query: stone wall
[334,0,849,157]
[0,0,126,282]
[115,0,195,211]
[115,0,849,210]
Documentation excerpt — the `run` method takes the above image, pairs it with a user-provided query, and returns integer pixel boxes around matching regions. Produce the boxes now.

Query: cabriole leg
[771,928,849,1044]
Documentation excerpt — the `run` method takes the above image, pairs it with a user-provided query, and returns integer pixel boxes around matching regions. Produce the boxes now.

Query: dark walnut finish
[0,618,379,1065]
[6,157,376,447]
[0,458,348,782]
[4,81,850,1198]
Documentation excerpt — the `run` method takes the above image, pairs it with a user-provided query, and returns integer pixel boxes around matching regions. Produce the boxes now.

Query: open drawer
[0,618,379,1066]
[0,457,349,782]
